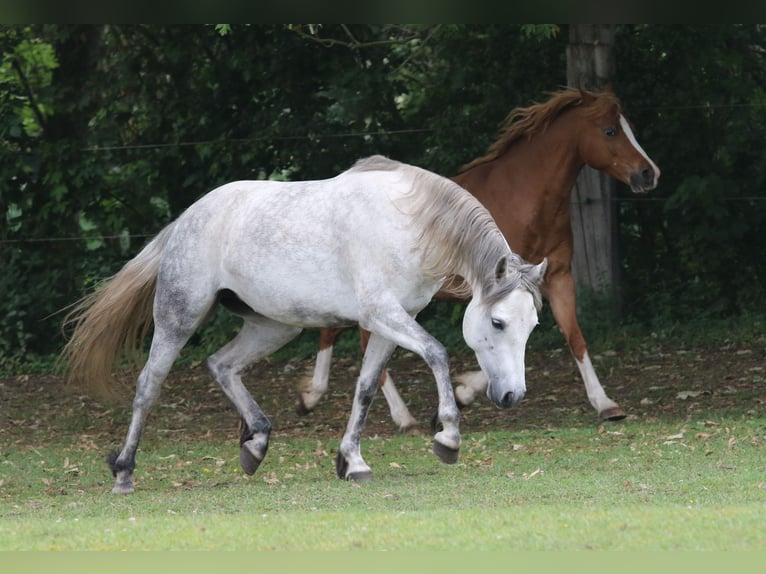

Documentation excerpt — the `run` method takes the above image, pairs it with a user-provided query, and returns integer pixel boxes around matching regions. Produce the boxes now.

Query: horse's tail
[61,223,176,400]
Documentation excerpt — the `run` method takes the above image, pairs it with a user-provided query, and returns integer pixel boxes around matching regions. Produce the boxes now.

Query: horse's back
[155,166,436,327]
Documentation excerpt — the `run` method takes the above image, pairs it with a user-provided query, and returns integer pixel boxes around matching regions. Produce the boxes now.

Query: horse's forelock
[482,257,544,311]
[581,90,622,121]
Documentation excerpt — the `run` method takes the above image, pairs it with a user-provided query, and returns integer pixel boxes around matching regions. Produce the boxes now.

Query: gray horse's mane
[349,156,543,308]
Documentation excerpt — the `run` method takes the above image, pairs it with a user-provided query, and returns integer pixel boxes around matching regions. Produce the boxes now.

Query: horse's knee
[423,342,449,372]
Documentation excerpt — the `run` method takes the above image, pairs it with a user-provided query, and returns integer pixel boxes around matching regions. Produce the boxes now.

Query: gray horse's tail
[61,223,176,399]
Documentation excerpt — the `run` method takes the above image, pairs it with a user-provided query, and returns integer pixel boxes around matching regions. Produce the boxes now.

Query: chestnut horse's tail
[61,224,176,399]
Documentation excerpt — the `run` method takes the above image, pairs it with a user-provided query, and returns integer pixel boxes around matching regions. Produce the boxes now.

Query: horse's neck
[460,121,583,205]
[451,117,588,264]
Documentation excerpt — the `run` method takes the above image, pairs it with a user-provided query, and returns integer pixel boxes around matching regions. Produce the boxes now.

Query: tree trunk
[566,24,619,299]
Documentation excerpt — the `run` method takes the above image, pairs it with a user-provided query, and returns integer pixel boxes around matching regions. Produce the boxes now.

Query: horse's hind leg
[109,323,197,494]
[206,317,301,475]
[545,271,625,421]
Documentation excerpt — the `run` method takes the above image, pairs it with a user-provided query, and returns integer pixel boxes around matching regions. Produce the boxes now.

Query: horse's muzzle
[488,385,525,409]
[630,166,659,193]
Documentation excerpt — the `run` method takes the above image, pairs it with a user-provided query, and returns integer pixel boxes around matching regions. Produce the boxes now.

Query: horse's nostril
[642,168,654,183]
[501,391,516,408]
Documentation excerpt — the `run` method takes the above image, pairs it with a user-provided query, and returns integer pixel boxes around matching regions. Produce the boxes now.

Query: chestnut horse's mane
[459,88,623,173]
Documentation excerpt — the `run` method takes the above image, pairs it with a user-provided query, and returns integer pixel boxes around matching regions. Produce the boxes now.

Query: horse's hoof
[295,397,312,416]
[345,470,373,482]
[599,406,626,421]
[433,440,459,464]
[335,451,372,481]
[111,483,134,495]
[239,446,263,475]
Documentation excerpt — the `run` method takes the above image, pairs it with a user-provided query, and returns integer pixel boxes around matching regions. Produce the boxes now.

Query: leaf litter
[2,341,765,470]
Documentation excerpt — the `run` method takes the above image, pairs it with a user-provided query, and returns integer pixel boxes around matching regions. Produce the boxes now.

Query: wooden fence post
[566,24,620,305]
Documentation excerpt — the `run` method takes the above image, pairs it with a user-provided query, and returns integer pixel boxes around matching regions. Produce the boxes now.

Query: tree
[2,25,765,366]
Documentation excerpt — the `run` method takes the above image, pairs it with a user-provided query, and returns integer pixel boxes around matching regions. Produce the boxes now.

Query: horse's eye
[604,127,617,137]
[491,318,505,330]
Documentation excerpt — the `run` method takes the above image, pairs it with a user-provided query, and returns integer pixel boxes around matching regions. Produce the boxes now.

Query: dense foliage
[2,24,765,367]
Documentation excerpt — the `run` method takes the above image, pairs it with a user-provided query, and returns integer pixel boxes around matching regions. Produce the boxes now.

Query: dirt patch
[2,340,765,451]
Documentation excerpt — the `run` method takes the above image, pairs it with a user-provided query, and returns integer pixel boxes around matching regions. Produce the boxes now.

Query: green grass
[2,417,765,550]
[3,312,765,552]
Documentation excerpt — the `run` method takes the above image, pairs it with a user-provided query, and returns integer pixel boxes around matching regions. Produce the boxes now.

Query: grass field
[2,320,766,555]
[2,421,765,550]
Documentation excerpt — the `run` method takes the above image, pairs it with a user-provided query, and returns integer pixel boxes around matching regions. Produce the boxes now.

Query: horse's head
[576,89,661,193]
[462,256,547,409]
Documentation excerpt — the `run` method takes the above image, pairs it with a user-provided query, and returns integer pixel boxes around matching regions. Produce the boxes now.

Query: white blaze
[620,115,661,181]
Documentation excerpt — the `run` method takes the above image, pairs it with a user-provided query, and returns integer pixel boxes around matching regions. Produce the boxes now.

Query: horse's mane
[459,88,622,173]
[349,155,543,308]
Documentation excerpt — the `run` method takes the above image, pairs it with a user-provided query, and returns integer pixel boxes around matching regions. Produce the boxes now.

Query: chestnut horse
[297,88,660,429]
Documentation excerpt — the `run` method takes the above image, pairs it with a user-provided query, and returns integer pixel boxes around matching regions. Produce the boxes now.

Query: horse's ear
[529,257,548,284]
[494,256,508,282]
[576,87,596,106]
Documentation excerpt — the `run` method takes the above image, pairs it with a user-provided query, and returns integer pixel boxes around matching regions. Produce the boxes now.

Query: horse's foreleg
[207,318,302,475]
[296,327,345,415]
[336,333,397,481]
[426,344,461,463]
[379,371,419,432]
[361,307,460,464]
[359,328,418,433]
[545,271,625,421]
